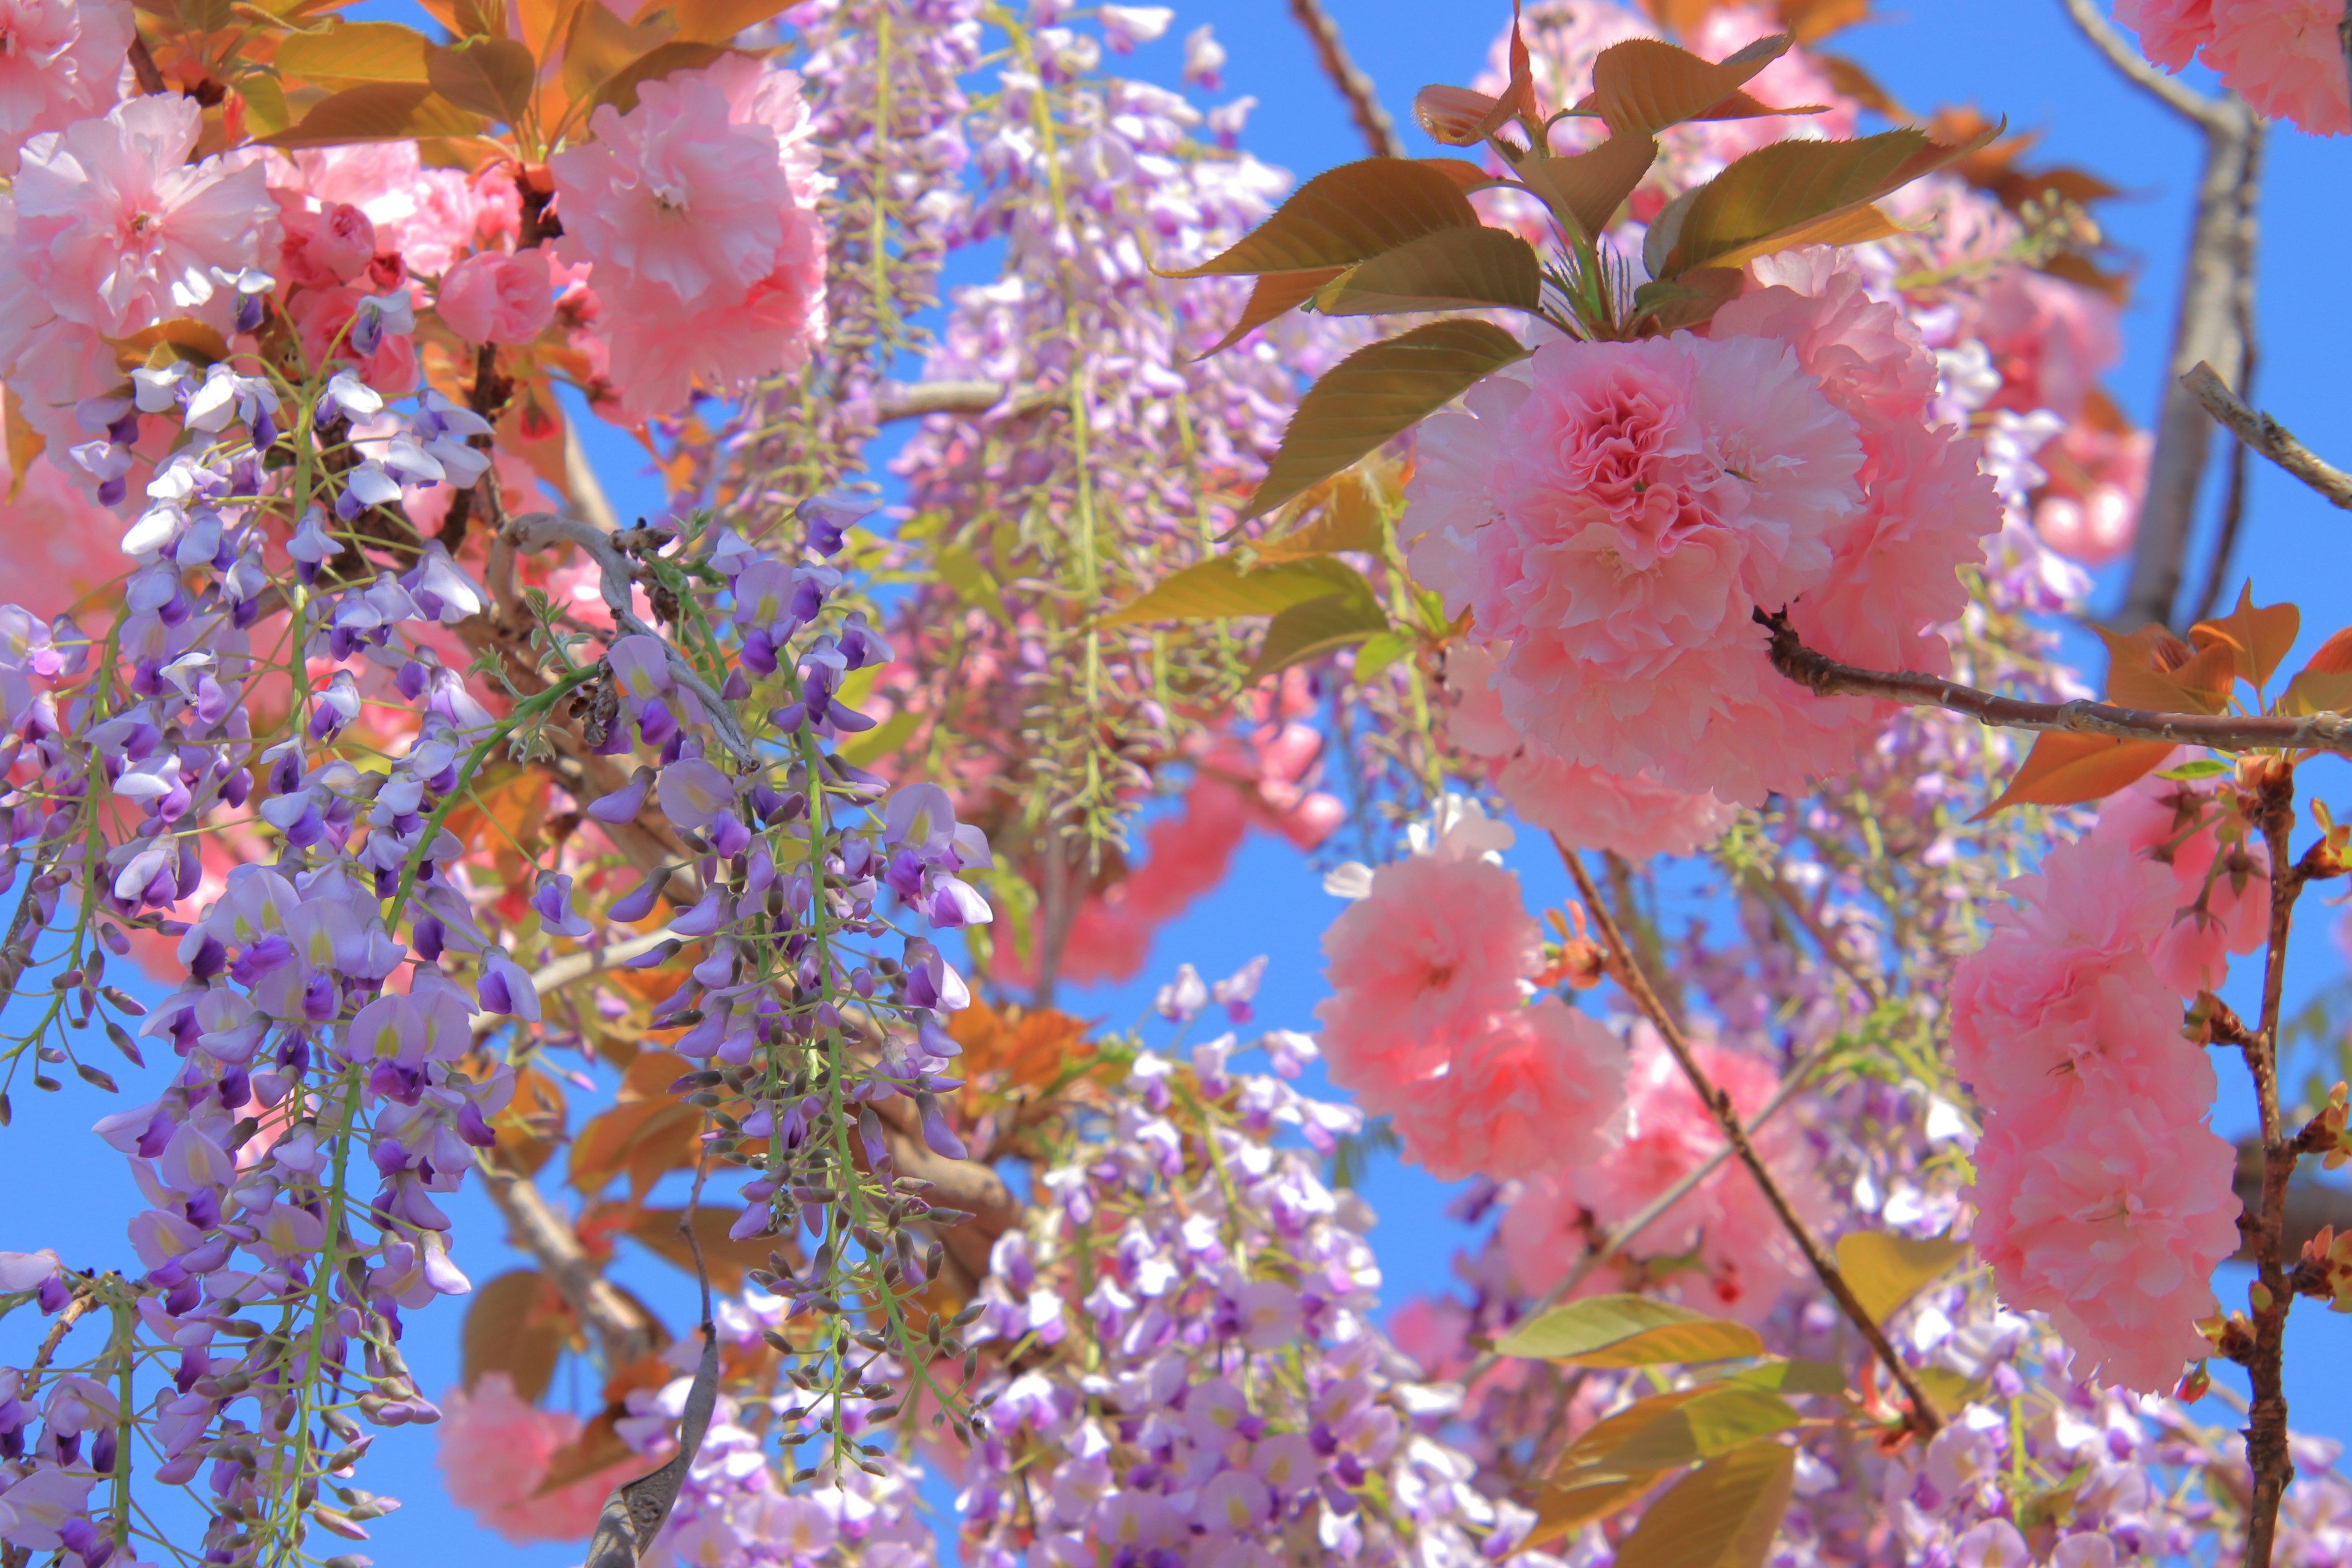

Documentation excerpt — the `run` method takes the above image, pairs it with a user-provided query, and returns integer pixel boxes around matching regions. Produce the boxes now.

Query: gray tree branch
[2184,360,2352,513]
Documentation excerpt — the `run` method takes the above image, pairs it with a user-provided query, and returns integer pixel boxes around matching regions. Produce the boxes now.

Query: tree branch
[2239,762,2306,1568]
[2117,88,2261,631]
[2057,0,2234,126]
[1757,608,2352,755]
[1284,0,1406,159]
[1558,841,1943,1438]
[476,1160,662,1369]
[2184,360,2352,513]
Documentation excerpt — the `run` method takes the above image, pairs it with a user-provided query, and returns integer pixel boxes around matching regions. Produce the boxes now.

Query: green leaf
[2278,668,2352,718]
[1496,1294,1766,1366]
[1725,1359,1849,1396]
[1255,472,1392,561]
[1600,1388,1802,1475]
[1102,556,1369,628]
[937,541,1011,628]
[1661,125,1991,277]
[1244,320,1527,521]
[1193,268,1345,360]
[1351,630,1412,684]
[425,38,537,123]
[1314,225,1542,317]
[1612,1439,1796,1568]
[2157,758,2232,781]
[1834,1231,1967,1324]
[838,709,920,767]
[273,20,434,86]
[263,81,482,147]
[1247,594,1392,680]
[1529,1469,1652,1542]
[589,39,734,115]
[1161,158,1480,279]
[1629,269,1744,333]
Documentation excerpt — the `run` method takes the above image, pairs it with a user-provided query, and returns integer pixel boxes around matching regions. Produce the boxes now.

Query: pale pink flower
[436,1372,639,1542]
[1958,265,2123,423]
[1949,945,2214,1127]
[2205,0,2351,135]
[1315,850,1540,1118]
[2032,420,2149,567]
[0,432,126,616]
[1389,997,1626,1181]
[1970,1101,2239,1394]
[437,248,555,344]
[1497,749,1735,861]
[9,94,273,341]
[273,192,378,288]
[2089,772,2269,996]
[1404,328,1871,805]
[1504,1025,1826,1320]
[0,0,131,172]
[552,56,831,420]
[2116,0,2215,69]
[290,142,518,276]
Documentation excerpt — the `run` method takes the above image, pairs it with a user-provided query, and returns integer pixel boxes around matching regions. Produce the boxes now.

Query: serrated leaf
[1834,1231,1967,1324]
[1725,1359,1849,1396]
[620,1205,778,1295]
[1912,1366,1986,1412]
[426,38,536,122]
[2277,668,2352,720]
[1103,556,1368,627]
[1585,34,1804,136]
[1161,159,1480,280]
[1413,83,1507,146]
[462,1269,570,1403]
[1496,1294,1766,1366]
[1662,124,1995,277]
[1630,268,1743,332]
[1613,1439,1796,1568]
[1973,732,2173,819]
[589,39,733,115]
[272,20,432,85]
[1314,225,1542,316]
[238,73,292,135]
[636,0,786,41]
[1419,156,1507,195]
[1555,1382,1722,1472]
[264,81,481,146]
[1518,132,1659,238]
[1815,50,1907,117]
[2189,582,2298,688]
[560,0,668,110]
[2094,624,2234,715]
[1257,470,1393,562]
[1193,268,1343,360]
[1529,1469,1652,1542]
[1351,630,1411,684]
[1247,594,1392,680]
[1244,320,1527,521]
[1600,1387,1802,1475]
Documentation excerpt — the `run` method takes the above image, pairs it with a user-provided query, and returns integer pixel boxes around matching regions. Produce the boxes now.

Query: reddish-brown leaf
[1517,132,1660,238]
[1161,159,1479,280]
[1973,732,2173,818]
[1581,34,1806,136]
[1192,268,1344,360]
[2096,624,2235,715]
[461,1269,575,1403]
[2189,582,2299,689]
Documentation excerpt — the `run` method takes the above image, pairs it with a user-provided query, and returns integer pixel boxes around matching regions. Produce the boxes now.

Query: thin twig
[1757,608,2352,755]
[502,511,760,766]
[2184,361,2352,513]
[2238,762,2307,1568]
[1284,0,1406,159]
[1558,841,1943,1437]
[127,31,168,96]
[2057,0,2233,127]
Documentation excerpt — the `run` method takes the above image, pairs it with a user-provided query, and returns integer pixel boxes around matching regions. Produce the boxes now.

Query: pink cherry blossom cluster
[2117,0,2352,135]
[552,55,833,423]
[1405,252,2003,809]
[1314,801,1626,1182]
[1951,815,2245,1393]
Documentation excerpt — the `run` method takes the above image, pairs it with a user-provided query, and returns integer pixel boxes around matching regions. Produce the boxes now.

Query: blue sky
[4,1,2350,1562]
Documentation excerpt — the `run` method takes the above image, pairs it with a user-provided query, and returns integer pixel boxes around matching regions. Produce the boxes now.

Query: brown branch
[1757,608,2352,755]
[2184,360,2352,513]
[2236,761,2308,1567]
[2057,0,2235,126]
[127,31,168,96]
[2117,89,2261,630]
[1284,0,1405,159]
[476,1160,662,1368]
[1557,839,1943,1438]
